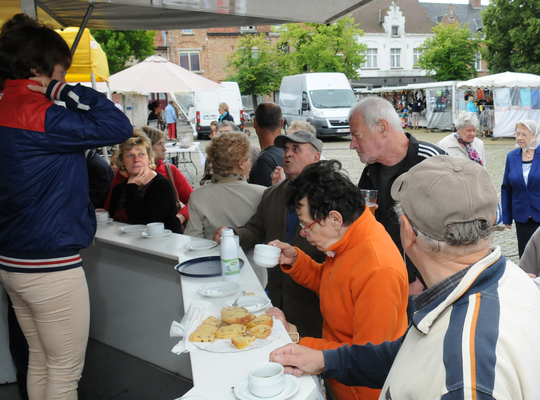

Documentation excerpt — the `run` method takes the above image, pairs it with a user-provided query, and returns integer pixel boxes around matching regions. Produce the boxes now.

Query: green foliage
[277,15,366,80]
[226,33,281,108]
[90,30,156,74]
[417,23,481,81]
[482,0,540,74]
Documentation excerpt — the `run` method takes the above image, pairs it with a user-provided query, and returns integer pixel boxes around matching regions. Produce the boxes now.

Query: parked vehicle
[188,82,244,139]
[279,73,356,138]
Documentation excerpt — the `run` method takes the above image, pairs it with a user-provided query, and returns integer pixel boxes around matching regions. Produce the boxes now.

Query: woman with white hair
[502,119,540,257]
[437,112,485,166]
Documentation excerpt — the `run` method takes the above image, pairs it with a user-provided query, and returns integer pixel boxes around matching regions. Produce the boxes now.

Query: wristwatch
[288,323,300,343]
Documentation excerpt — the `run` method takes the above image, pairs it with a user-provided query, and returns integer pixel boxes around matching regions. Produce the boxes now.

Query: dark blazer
[501,147,540,224]
[236,180,325,338]
[218,111,234,123]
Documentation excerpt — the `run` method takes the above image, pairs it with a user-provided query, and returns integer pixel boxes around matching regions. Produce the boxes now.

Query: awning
[57,27,109,82]
[1,0,374,30]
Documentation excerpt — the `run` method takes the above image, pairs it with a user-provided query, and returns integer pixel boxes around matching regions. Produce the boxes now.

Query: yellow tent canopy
[56,28,109,83]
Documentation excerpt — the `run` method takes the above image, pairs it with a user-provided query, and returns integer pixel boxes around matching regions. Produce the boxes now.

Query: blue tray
[175,256,244,277]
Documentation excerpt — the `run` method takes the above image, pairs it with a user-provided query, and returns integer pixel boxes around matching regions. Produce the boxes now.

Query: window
[390,48,401,68]
[475,53,482,71]
[181,29,194,35]
[240,26,257,32]
[362,49,378,68]
[413,48,422,68]
[392,25,399,36]
[179,50,200,71]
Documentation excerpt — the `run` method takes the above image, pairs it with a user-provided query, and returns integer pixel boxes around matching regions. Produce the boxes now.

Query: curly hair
[287,160,365,226]
[115,129,155,171]
[206,133,250,176]
[0,14,72,89]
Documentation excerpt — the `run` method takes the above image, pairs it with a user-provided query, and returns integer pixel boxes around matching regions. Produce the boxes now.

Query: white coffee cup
[247,362,285,398]
[146,222,165,236]
[95,210,109,223]
[253,244,281,268]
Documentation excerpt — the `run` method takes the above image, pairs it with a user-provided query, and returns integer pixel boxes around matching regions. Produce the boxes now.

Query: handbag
[165,163,183,212]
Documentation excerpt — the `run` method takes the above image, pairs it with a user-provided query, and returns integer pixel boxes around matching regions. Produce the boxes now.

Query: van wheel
[197,132,204,140]
[283,119,289,132]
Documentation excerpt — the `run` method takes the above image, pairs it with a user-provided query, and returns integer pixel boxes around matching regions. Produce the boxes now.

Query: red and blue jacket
[0,79,132,272]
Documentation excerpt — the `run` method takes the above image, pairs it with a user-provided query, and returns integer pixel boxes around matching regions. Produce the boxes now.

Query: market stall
[458,72,540,137]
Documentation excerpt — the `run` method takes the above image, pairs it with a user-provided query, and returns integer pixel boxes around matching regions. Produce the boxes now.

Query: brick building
[154,26,280,83]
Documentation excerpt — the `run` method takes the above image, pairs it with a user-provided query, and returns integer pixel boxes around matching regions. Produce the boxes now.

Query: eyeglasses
[299,216,324,234]
[404,214,418,237]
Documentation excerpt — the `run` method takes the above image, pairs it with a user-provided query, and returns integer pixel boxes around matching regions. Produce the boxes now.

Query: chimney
[470,0,482,9]
[448,5,455,22]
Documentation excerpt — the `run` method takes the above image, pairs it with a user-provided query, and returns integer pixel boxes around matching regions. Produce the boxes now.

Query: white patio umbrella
[109,55,223,94]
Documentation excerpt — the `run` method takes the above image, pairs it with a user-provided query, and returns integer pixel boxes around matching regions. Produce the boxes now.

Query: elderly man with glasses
[270,155,540,400]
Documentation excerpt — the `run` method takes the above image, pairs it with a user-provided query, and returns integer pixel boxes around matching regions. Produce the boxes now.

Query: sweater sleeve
[104,169,127,211]
[322,340,401,388]
[44,81,132,150]
[282,248,324,294]
[184,193,205,238]
[170,164,193,220]
[300,267,408,351]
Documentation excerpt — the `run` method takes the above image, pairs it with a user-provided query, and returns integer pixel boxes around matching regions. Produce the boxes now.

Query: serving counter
[82,221,318,399]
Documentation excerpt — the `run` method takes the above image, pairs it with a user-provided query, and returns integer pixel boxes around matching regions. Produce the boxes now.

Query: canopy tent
[109,55,223,127]
[0,0,375,30]
[109,55,221,94]
[57,27,109,83]
[458,72,540,137]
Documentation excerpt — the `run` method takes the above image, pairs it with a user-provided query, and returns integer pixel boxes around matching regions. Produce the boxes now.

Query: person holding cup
[266,160,408,400]
[109,130,182,233]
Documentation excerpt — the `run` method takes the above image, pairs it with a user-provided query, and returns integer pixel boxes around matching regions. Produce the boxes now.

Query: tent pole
[71,1,95,55]
[20,0,37,18]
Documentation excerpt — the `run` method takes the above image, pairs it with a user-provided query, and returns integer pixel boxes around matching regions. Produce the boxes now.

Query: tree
[226,33,281,109]
[482,0,540,74]
[416,23,481,81]
[277,15,367,80]
[90,30,156,74]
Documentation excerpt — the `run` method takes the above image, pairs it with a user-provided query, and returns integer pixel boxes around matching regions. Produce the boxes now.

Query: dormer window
[392,25,399,36]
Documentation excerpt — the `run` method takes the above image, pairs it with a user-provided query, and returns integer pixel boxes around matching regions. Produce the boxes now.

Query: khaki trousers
[0,267,90,400]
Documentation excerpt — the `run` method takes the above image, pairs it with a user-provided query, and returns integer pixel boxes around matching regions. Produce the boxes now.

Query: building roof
[421,3,486,34]
[351,0,435,34]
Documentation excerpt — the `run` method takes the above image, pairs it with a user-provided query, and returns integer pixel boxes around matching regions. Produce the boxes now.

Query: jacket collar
[412,246,504,335]
[326,205,377,255]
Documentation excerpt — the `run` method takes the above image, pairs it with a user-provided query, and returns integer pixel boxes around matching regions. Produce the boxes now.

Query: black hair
[0,14,71,89]
[148,101,159,112]
[254,102,282,130]
[287,160,365,226]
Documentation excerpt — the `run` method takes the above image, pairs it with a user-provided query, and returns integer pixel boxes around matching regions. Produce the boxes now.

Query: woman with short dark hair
[0,13,132,400]
[267,160,409,400]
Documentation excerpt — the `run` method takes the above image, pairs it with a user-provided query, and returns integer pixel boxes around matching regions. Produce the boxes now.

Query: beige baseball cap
[391,155,498,241]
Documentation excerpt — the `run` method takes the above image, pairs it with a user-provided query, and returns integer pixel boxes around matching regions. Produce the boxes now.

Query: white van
[188,81,244,139]
[279,73,356,138]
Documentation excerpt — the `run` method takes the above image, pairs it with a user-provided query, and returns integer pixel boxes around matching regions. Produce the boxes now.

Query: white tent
[109,55,223,94]
[109,55,223,128]
[459,72,540,137]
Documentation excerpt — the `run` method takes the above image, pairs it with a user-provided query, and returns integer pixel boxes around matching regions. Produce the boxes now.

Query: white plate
[141,229,172,239]
[197,282,240,298]
[97,218,113,225]
[233,375,299,400]
[183,241,218,251]
[118,225,146,234]
[223,295,271,313]
[192,319,283,353]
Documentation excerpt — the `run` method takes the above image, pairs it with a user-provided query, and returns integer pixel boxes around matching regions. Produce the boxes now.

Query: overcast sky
[418,0,490,4]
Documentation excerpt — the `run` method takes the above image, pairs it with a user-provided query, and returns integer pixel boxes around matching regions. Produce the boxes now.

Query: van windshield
[309,90,356,109]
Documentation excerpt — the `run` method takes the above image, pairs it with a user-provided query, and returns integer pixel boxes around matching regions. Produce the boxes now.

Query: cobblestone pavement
[177,124,520,264]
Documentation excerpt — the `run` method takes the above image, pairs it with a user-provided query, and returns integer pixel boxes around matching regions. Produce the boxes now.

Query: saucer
[197,281,240,297]
[118,225,146,234]
[97,218,113,225]
[224,295,271,312]
[233,375,299,400]
[183,241,218,251]
[141,229,172,239]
